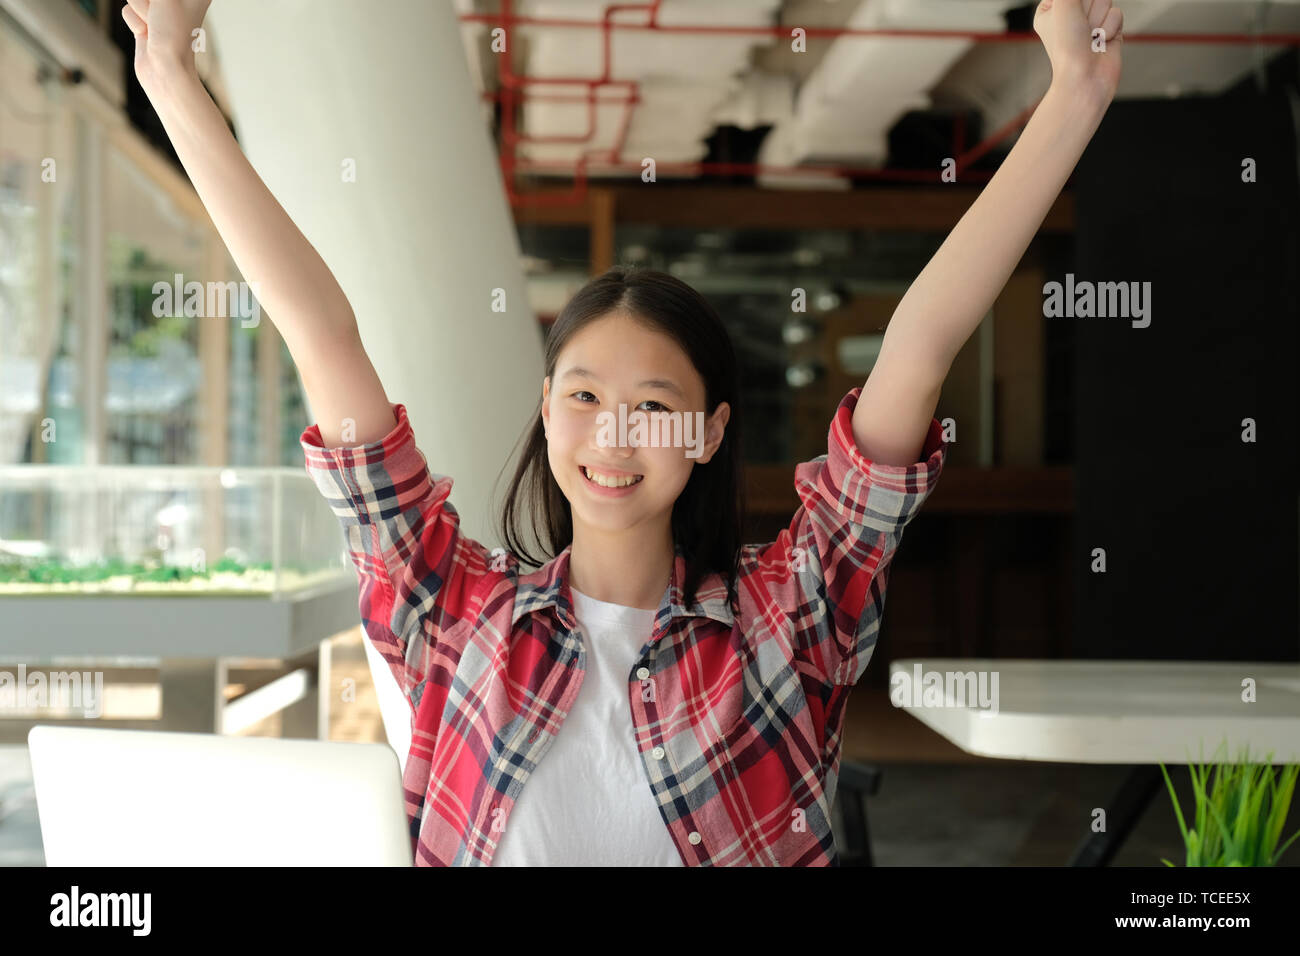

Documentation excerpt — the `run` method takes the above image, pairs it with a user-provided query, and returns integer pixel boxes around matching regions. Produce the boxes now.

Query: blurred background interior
[0,0,1297,866]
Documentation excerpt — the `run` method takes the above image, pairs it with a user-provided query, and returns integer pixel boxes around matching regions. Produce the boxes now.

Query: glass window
[279,334,308,466]
[226,252,261,466]
[42,140,85,466]
[2,18,299,471]
[0,28,79,466]
[103,144,206,464]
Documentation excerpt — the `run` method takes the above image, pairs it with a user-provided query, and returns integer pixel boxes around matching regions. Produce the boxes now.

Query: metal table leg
[1068,764,1162,866]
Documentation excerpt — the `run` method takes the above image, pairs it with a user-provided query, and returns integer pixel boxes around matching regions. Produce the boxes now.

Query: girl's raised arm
[122,0,395,447]
[851,0,1122,468]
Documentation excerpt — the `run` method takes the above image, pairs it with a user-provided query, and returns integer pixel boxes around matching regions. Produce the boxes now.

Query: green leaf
[1159,763,1190,845]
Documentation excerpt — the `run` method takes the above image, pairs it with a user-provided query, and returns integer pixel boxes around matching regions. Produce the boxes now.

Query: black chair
[832,760,883,866]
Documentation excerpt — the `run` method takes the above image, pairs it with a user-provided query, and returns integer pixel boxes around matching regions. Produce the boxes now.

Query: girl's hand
[1034,0,1123,105]
[121,0,215,95]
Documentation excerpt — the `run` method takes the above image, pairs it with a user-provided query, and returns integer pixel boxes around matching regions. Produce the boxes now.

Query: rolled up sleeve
[771,387,947,687]
[301,402,461,709]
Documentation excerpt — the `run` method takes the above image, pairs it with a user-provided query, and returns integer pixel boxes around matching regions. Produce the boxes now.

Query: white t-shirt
[491,587,684,866]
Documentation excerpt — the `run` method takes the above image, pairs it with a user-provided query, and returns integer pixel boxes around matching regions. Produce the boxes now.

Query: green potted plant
[1159,741,1300,866]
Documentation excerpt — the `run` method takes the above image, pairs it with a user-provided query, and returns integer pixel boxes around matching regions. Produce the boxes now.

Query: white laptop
[27,726,413,866]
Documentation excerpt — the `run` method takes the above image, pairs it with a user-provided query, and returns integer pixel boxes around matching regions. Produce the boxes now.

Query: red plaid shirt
[301,386,946,866]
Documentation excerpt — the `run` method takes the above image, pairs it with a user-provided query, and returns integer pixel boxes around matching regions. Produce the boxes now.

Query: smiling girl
[123,0,1122,865]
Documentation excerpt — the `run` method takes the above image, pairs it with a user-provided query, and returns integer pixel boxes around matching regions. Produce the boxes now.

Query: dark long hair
[496,265,746,611]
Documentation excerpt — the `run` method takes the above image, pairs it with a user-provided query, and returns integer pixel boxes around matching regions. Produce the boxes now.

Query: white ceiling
[456,0,1300,187]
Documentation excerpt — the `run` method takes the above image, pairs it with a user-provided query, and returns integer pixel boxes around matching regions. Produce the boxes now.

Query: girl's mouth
[580,465,643,495]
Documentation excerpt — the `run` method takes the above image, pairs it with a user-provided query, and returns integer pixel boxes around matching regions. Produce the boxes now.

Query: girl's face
[541,312,729,539]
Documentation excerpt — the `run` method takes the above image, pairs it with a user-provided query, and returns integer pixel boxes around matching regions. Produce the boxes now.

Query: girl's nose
[589,407,639,455]
[590,431,637,456]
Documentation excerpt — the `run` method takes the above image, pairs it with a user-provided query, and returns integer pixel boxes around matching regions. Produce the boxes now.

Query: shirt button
[688,831,702,845]
[636,666,650,680]
[652,746,665,759]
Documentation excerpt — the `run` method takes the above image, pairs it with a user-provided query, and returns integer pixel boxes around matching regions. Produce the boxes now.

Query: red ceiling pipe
[463,14,1300,45]
[495,0,663,207]
[479,7,1298,206]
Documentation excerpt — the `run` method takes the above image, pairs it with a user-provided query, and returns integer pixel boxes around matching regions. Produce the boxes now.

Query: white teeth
[583,466,643,488]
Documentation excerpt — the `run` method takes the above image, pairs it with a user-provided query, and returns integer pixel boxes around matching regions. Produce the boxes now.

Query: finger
[124,0,150,21]
[121,4,147,36]
[1101,7,1123,42]
[1089,0,1112,28]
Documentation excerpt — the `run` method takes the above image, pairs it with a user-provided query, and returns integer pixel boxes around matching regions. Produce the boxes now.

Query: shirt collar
[512,542,735,631]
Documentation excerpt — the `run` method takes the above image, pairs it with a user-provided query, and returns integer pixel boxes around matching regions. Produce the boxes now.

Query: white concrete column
[207,0,543,762]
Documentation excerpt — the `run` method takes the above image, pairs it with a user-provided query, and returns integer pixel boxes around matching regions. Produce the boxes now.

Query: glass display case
[0,465,351,599]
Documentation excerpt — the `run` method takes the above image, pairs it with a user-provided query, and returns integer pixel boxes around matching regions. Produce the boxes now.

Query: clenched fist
[120,0,215,95]
[1034,0,1124,105]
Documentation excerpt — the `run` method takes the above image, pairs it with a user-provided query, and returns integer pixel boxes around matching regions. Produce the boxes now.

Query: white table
[888,658,1300,864]
[0,580,361,741]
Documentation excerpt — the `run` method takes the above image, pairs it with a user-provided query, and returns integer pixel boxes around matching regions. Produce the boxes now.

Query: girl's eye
[569,392,669,413]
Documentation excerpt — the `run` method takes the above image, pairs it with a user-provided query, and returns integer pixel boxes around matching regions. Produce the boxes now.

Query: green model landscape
[0,555,261,583]
[0,554,345,593]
